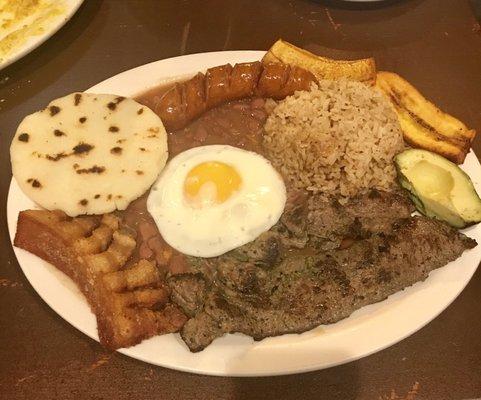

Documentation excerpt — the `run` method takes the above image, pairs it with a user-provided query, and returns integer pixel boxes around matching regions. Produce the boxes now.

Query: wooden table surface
[1,1,481,399]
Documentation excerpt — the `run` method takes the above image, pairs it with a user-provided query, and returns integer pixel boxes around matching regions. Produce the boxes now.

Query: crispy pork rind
[14,210,187,349]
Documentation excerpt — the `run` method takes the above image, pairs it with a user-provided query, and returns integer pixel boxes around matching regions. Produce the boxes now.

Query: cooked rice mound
[263,80,405,201]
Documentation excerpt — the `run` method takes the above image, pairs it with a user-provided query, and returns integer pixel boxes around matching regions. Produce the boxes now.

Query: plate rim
[7,50,481,376]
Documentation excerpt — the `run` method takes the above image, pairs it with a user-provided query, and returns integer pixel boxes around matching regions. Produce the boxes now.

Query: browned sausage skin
[154,62,316,131]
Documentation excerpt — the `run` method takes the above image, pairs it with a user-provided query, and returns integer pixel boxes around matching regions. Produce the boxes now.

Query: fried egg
[147,145,286,257]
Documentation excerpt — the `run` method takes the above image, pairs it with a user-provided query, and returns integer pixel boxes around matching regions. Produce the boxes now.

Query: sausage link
[260,62,315,99]
[255,62,289,99]
[156,61,316,131]
[205,64,232,109]
[228,62,262,100]
[154,83,187,132]
[184,73,207,123]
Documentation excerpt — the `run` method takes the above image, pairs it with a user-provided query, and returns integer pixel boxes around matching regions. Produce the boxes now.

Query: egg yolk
[184,161,242,207]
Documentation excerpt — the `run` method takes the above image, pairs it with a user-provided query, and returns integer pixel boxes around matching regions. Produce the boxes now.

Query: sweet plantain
[262,39,377,85]
[376,71,475,164]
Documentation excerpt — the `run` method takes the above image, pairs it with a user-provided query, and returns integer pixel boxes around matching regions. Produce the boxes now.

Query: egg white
[147,145,286,257]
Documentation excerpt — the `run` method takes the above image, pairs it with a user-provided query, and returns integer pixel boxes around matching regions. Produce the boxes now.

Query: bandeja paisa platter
[8,42,481,376]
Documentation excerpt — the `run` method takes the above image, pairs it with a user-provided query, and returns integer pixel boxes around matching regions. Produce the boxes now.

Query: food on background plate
[396,149,481,228]
[10,93,168,217]
[262,39,377,85]
[147,145,286,257]
[0,0,66,63]
[155,61,316,131]
[10,40,480,352]
[376,71,475,164]
[263,79,404,201]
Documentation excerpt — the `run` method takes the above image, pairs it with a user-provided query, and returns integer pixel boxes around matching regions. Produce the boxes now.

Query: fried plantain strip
[262,39,377,84]
[376,71,476,164]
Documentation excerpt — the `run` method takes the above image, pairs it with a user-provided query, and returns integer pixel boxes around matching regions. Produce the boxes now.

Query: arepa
[10,92,168,216]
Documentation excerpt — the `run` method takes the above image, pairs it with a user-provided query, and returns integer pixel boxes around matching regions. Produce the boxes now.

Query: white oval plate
[0,0,84,70]
[7,51,481,376]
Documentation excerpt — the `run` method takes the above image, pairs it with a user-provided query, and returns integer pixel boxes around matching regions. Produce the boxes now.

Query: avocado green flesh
[395,149,481,228]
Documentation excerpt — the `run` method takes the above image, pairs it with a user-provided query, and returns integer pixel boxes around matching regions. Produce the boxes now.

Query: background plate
[7,51,481,376]
[0,0,84,70]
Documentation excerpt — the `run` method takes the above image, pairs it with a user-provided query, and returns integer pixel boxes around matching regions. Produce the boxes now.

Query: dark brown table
[1,1,481,399]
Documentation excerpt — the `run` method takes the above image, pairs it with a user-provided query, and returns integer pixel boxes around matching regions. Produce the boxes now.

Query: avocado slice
[395,149,481,228]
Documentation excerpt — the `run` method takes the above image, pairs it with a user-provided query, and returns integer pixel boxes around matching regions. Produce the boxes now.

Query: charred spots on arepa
[18,133,29,142]
[45,142,95,162]
[106,96,126,111]
[72,142,94,155]
[46,152,67,161]
[75,165,105,174]
[26,178,42,188]
[74,93,82,106]
[48,105,61,116]
[146,127,161,139]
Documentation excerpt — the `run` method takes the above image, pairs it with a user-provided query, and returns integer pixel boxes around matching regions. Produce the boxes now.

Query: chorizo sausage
[154,62,316,131]
[205,64,233,108]
[229,62,262,100]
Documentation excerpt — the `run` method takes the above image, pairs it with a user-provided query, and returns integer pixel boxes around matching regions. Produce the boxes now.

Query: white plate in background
[0,0,84,70]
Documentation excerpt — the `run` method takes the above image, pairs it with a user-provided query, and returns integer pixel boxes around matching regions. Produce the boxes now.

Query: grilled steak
[168,191,476,352]
[306,189,415,248]
[169,273,207,317]
[277,189,415,251]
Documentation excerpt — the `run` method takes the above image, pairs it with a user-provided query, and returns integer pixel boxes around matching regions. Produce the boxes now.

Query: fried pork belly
[14,210,187,349]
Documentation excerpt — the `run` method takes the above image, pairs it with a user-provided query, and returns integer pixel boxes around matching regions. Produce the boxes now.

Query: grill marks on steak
[168,273,207,317]
[278,189,415,251]
[306,189,415,249]
[168,190,476,352]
